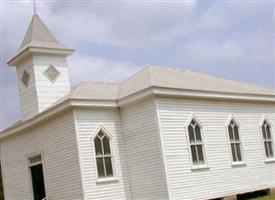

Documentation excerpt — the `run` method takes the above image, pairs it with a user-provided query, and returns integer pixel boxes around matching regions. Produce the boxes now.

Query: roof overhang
[0,99,119,139]
[151,87,275,103]
[7,46,74,66]
[1,86,275,139]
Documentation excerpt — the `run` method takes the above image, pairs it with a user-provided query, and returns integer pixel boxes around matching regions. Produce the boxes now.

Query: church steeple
[8,14,73,66]
[7,14,74,119]
[19,14,69,51]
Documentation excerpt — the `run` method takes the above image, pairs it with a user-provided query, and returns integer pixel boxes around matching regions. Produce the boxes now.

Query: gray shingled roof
[19,14,70,51]
[4,65,274,131]
[66,65,275,101]
[16,14,275,100]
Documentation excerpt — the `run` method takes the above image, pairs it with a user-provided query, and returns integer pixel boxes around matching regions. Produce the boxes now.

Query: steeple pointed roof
[7,14,74,66]
[19,14,70,50]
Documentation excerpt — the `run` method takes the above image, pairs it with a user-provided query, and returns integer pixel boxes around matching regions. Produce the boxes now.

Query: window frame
[26,152,48,200]
[91,125,117,182]
[43,64,61,83]
[185,114,208,170]
[21,70,31,88]
[225,115,246,166]
[260,116,275,162]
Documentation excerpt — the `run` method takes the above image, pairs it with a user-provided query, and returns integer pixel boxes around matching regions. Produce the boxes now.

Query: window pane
[267,142,274,158]
[235,143,242,161]
[94,137,103,156]
[191,145,198,164]
[191,120,196,126]
[188,126,195,143]
[197,145,204,164]
[96,158,105,178]
[195,125,202,142]
[233,125,239,141]
[264,142,269,157]
[98,131,104,138]
[262,126,267,140]
[104,157,113,177]
[228,127,234,141]
[266,125,271,139]
[231,144,237,162]
[103,137,111,155]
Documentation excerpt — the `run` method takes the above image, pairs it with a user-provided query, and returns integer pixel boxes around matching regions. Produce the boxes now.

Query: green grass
[249,194,275,200]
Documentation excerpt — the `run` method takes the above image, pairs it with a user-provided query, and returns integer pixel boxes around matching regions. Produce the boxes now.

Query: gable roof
[2,65,274,136]
[19,14,70,51]
[67,65,275,101]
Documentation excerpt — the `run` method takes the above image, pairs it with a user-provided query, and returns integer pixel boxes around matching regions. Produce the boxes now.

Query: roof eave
[7,46,74,66]
[0,99,118,139]
[0,99,72,139]
[1,86,274,139]
[151,87,275,103]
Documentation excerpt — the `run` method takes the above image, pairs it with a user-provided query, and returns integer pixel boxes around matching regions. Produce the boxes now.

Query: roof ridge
[184,68,275,90]
[19,14,68,51]
[117,65,154,98]
[146,65,155,86]
[120,66,148,84]
[70,84,85,98]
[24,16,35,46]
[147,65,274,90]
[79,81,121,85]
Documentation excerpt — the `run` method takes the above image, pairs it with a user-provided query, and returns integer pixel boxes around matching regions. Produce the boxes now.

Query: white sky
[0,0,274,130]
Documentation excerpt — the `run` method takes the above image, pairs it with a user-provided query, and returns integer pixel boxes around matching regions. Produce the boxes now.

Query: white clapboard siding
[74,108,131,200]
[0,111,83,200]
[121,98,168,200]
[33,55,71,113]
[157,98,275,200]
[16,54,71,120]
[16,57,39,119]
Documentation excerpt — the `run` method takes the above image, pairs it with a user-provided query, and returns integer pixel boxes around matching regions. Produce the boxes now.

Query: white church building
[1,13,275,200]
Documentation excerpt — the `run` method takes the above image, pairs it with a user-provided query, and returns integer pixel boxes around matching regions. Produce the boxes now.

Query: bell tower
[7,14,74,120]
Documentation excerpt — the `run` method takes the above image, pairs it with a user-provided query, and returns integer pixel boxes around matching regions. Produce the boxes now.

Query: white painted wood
[32,55,71,113]
[15,54,71,120]
[1,95,274,200]
[157,97,275,200]
[16,57,39,119]
[225,115,246,166]
[0,111,83,200]
[121,98,168,200]
[74,108,131,200]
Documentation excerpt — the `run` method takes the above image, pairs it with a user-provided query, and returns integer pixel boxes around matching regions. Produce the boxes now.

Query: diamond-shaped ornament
[44,65,60,83]
[21,70,30,87]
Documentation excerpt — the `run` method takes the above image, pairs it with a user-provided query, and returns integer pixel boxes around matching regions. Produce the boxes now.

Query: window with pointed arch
[187,119,206,165]
[261,120,274,159]
[228,120,243,162]
[94,131,114,178]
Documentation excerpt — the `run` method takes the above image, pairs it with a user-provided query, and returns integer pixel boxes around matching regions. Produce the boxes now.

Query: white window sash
[230,143,242,161]
[261,122,274,159]
[264,141,274,157]
[190,141,203,145]
[264,138,273,142]
[264,125,272,140]
[230,141,241,145]
[188,121,205,165]
[228,122,243,162]
[94,133,114,178]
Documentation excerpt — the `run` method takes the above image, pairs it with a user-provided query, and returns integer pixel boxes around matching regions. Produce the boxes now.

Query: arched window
[261,120,274,159]
[228,120,243,162]
[188,119,205,165]
[94,131,114,178]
